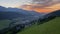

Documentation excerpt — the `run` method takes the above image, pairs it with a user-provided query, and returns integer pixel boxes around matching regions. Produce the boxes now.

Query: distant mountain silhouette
[37,10,60,25]
[39,10,60,20]
[0,6,6,11]
[0,6,43,20]
[45,10,60,17]
[50,10,60,16]
[0,11,29,20]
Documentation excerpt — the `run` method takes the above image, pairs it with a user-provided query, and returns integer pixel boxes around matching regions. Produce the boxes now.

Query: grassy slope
[17,17,60,34]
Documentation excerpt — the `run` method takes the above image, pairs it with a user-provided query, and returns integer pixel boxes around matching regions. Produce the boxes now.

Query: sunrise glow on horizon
[20,3,60,13]
[0,0,60,13]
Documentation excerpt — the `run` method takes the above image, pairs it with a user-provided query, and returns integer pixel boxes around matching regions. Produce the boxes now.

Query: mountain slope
[0,6,43,20]
[17,17,60,34]
[48,10,60,16]
[44,10,60,17]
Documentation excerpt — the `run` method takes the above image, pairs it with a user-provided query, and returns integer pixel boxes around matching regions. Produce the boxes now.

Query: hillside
[17,17,60,34]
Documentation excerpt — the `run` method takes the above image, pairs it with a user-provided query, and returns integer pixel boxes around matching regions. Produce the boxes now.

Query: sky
[0,0,60,13]
[20,0,60,13]
[0,0,32,7]
[20,3,60,13]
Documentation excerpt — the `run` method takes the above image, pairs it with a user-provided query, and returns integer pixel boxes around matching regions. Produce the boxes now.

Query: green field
[17,17,60,34]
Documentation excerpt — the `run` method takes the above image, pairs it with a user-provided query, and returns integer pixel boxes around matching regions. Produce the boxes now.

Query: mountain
[0,6,43,20]
[0,11,29,20]
[36,10,60,25]
[43,10,60,19]
[17,10,60,34]
[0,6,45,31]
[0,6,60,34]
[6,7,42,16]
[0,6,6,11]
[50,10,60,16]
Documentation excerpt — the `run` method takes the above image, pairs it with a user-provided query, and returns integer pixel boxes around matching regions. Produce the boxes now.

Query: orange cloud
[20,3,60,13]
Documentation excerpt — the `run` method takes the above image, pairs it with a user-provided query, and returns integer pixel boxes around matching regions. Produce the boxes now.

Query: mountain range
[0,6,43,20]
[0,6,60,34]
[0,6,60,20]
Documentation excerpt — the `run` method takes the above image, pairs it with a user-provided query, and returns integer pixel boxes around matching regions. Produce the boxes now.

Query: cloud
[32,0,60,8]
[20,0,60,13]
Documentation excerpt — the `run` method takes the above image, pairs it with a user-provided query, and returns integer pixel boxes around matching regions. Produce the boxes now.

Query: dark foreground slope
[17,17,60,34]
